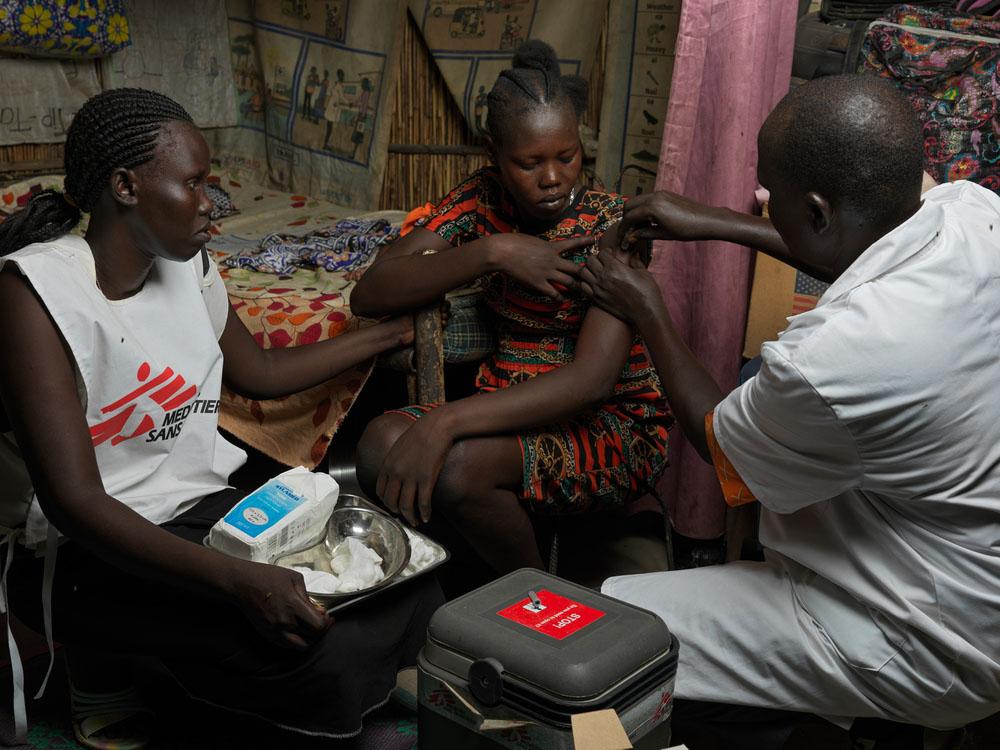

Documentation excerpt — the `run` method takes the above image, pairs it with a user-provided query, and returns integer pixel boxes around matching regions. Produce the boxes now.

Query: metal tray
[205,492,449,614]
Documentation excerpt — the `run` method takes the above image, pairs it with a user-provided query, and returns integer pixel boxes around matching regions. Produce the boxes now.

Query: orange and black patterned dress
[399,167,671,514]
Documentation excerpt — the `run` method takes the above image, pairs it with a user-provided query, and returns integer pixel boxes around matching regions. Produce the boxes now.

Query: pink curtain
[653,0,796,538]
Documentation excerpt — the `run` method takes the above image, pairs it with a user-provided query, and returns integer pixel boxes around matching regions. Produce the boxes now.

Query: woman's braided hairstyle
[0,88,193,256]
[485,40,588,148]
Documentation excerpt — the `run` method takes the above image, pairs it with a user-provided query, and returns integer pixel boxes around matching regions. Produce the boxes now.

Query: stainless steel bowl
[336,492,369,510]
[273,506,411,605]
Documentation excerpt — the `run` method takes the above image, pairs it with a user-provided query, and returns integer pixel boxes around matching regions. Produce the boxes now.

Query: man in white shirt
[580,74,1000,747]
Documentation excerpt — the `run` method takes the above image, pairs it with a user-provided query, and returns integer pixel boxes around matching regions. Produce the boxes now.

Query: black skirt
[9,488,444,738]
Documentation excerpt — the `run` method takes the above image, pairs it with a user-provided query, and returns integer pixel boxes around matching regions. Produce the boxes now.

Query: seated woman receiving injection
[0,88,441,748]
[352,41,672,573]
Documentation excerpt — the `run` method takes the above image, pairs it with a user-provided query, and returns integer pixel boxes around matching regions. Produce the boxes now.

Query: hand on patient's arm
[220,304,412,400]
[375,306,632,525]
[599,220,652,267]
[579,247,661,326]
[620,190,737,243]
[579,250,723,463]
[0,268,330,649]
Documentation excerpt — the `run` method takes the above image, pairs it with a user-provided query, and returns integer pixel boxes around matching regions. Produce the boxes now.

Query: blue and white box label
[222,480,305,539]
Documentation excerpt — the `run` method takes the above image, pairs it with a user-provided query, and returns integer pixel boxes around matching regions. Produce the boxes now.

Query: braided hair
[485,40,588,148]
[0,88,194,256]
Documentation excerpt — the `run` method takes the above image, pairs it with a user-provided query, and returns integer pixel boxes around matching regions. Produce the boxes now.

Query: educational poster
[595,0,680,197]
[420,0,535,52]
[229,21,266,130]
[207,0,405,209]
[289,45,382,163]
[0,58,100,145]
[409,0,607,136]
[100,0,237,128]
[254,0,349,41]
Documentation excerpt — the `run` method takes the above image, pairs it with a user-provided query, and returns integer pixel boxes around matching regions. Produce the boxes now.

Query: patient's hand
[376,411,452,527]
[487,233,593,299]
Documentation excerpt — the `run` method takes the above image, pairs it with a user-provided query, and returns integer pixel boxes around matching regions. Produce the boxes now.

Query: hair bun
[511,40,560,76]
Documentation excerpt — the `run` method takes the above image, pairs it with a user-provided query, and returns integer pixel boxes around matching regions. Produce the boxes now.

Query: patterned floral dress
[399,167,672,514]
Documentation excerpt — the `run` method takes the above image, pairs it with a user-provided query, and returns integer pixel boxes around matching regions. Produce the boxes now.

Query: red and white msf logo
[90,362,197,447]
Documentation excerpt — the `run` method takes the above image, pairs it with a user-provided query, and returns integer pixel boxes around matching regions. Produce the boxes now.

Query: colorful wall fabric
[650,0,796,540]
[595,0,681,196]
[205,0,405,210]
[99,0,236,128]
[0,56,100,144]
[861,4,1000,192]
[0,0,131,58]
[407,0,607,137]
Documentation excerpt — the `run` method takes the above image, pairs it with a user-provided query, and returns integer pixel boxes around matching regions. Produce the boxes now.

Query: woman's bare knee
[434,437,521,512]
[433,442,478,512]
[356,414,412,495]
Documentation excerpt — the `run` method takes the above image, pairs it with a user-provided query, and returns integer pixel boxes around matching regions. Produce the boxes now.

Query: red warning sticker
[496,590,605,640]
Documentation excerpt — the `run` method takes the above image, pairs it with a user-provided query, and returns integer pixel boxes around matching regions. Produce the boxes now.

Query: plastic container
[418,569,678,750]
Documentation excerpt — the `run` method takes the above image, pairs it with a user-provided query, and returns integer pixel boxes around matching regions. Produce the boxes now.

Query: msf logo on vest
[89,362,219,447]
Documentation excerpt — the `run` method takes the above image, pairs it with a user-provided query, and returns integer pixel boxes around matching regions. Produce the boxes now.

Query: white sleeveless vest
[0,235,246,740]
[0,234,246,546]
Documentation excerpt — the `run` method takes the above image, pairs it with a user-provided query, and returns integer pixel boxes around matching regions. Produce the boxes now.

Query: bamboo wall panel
[0,142,64,181]
[378,9,485,211]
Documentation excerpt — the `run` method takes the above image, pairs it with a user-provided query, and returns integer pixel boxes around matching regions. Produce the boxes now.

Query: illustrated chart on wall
[208,0,405,210]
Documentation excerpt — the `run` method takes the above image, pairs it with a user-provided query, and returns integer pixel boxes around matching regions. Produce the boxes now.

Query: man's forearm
[710,209,832,283]
[635,301,724,463]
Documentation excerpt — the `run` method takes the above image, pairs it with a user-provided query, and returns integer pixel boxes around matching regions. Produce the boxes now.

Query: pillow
[0,1,131,59]
[443,288,496,364]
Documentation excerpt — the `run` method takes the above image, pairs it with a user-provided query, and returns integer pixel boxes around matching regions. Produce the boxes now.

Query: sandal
[69,681,154,750]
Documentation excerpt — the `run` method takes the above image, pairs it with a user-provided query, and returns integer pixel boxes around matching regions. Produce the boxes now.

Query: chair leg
[649,491,675,571]
[405,372,417,405]
[414,304,446,404]
[547,528,560,575]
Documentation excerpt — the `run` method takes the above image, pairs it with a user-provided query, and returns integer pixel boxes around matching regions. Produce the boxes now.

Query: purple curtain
[652,0,796,539]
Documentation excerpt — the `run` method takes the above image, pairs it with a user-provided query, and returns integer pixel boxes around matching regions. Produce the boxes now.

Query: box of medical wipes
[207,466,339,563]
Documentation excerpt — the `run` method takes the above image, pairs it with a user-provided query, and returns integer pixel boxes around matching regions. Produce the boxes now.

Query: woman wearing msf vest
[0,88,443,748]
